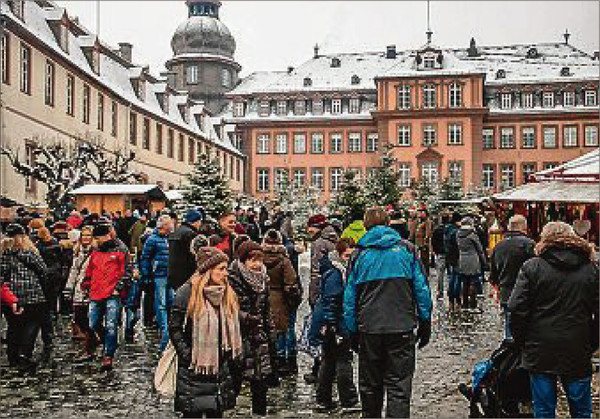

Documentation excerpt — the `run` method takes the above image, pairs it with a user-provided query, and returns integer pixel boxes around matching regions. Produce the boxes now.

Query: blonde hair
[28,218,45,231]
[364,207,390,230]
[74,226,95,256]
[186,270,239,320]
[1,235,38,254]
[37,226,53,242]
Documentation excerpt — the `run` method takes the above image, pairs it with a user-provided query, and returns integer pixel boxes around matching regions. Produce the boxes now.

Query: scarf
[235,259,267,294]
[190,284,242,375]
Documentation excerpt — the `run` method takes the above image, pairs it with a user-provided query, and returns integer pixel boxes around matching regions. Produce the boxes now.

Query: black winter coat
[168,223,200,290]
[489,231,535,305]
[37,238,64,301]
[431,224,446,255]
[167,282,238,414]
[508,244,599,379]
[227,260,275,382]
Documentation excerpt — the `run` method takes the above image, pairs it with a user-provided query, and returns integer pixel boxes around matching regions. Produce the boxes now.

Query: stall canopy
[534,149,599,182]
[70,184,167,200]
[493,181,599,203]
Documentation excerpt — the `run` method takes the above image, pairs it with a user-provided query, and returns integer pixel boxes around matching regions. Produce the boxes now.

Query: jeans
[125,280,142,337]
[89,296,121,358]
[359,332,415,418]
[530,373,592,418]
[154,275,174,352]
[317,330,358,407]
[434,255,446,298]
[447,266,461,306]
[276,310,297,359]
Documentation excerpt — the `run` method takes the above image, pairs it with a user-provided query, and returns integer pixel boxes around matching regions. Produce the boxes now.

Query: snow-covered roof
[493,181,599,203]
[2,0,242,157]
[70,184,167,200]
[164,189,184,201]
[535,149,599,181]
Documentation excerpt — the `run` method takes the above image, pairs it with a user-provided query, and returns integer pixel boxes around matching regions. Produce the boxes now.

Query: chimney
[594,51,599,60]
[314,43,320,59]
[160,71,177,89]
[118,42,132,63]
[386,45,397,59]
[563,29,570,45]
[287,66,294,74]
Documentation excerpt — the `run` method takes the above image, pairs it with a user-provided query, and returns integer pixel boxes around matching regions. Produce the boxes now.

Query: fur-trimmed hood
[262,244,287,269]
[535,233,596,269]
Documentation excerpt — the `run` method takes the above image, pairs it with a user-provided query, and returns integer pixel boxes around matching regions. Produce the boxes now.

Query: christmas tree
[330,170,368,225]
[181,153,233,220]
[365,145,402,207]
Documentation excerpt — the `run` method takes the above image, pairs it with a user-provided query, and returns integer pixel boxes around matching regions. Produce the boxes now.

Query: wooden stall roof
[70,184,167,200]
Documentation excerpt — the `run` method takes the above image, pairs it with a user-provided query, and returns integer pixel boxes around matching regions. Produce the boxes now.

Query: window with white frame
[500,127,515,148]
[398,85,411,109]
[312,99,323,114]
[398,163,411,187]
[543,126,557,148]
[97,93,104,131]
[563,126,578,147]
[542,91,555,108]
[259,101,270,116]
[331,99,342,114]
[221,69,231,87]
[312,168,324,190]
[544,162,559,170]
[424,55,435,69]
[311,133,324,153]
[522,92,534,108]
[294,100,306,115]
[330,168,343,191]
[293,133,306,153]
[501,93,512,109]
[423,84,436,108]
[522,163,536,183]
[186,65,198,84]
[423,124,437,146]
[448,161,463,184]
[348,132,362,152]
[277,100,287,115]
[367,133,378,152]
[257,134,270,154]
[585,125,598,146]
[500,164,515,189]
[448,123,463,145]
[449,83,462,107]
[585,90,597,106]
[257,169,270,192]
[233,102,245,117]
[421,161,438,185]
[1,32,9,85]
[20,43,31,94]
[44,60,55,107]
[275,134,288,154]
[293,169,306,189]
[398,124,411,146]
[82,84,90,124]
[482,128,494,149]
[349,98,360,113]
[482,164,495,189]
[521,127,535,148]
[563,91,575,107]
[330,133,342,153]
[275,168,288,191]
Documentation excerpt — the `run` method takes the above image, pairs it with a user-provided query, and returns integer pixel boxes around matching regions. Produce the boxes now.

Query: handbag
[154,341,178,397]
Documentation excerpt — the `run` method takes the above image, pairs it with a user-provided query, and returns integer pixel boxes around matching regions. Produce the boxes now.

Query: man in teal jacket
[343,207,432,418]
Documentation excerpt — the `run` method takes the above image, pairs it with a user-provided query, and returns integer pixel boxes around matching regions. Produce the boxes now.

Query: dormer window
[163,91,170,113]
[186,65,199,85]
[424,56,435,69]
[527,47,539,59]
[496,69,506,79]
[233,101,245,117]
[59,24,69,52]
[351,75,360,85]
[303,77,312,87]
[82,45,100,75]
[331,58,341,68]
[8,0,25,21]
[560,67,571,77]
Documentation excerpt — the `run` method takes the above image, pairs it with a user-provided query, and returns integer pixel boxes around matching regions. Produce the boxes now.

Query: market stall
[70,184,168,214]
[493,149,599,242]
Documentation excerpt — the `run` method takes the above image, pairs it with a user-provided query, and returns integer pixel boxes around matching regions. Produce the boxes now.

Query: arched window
[496,69,506,80]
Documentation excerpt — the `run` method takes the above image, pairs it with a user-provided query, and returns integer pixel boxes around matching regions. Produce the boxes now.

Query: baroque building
[225,37,599,202]
[0,0,244,206]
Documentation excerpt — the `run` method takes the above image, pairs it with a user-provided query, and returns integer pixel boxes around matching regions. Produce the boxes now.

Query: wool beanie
[262,229,282,245]
[236,240,263,263]
[307,214,327,229]
[196,247,229,274]
[5,223,26,238]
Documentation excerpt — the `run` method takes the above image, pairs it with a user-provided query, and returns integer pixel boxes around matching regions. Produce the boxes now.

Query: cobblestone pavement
[1,257,598,418]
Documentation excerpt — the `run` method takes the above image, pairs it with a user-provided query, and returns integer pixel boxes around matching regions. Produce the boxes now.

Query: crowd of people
[0,202,598,418]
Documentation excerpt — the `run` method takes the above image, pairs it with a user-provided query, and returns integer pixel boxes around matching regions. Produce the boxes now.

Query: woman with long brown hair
[168,247,242,418]
[0,224,49,372]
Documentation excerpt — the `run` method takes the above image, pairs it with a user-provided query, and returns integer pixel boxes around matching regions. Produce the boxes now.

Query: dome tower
[165,0,241,114]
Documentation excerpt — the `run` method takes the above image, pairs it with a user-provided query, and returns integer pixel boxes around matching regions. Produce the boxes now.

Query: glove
[416,321,431,349]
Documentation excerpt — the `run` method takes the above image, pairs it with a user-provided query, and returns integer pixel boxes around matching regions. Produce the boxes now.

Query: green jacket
[341,220,367,244]
[129,220,147,255]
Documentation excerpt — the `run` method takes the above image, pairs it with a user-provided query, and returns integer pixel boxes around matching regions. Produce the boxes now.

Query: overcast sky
[55,1,600,78]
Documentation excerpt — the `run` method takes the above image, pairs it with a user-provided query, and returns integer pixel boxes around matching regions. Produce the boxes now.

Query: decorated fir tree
[365,145,402,207]
[181,153,233,220]
[330,170,368,224]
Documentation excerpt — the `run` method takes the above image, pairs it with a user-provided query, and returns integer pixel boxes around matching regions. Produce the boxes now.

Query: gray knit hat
[195,247,229,274]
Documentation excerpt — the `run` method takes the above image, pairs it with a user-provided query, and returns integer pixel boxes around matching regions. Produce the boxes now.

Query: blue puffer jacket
[309,251,347,346]
[140,229,170,279]
[343,225,432,335]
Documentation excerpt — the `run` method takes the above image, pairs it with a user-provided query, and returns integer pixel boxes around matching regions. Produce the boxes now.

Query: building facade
[226,39,599,202]
[0,0,244,206]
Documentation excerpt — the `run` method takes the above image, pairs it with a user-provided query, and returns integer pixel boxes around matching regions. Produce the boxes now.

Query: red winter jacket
[83,240,126,301]
[0,283,18,305]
